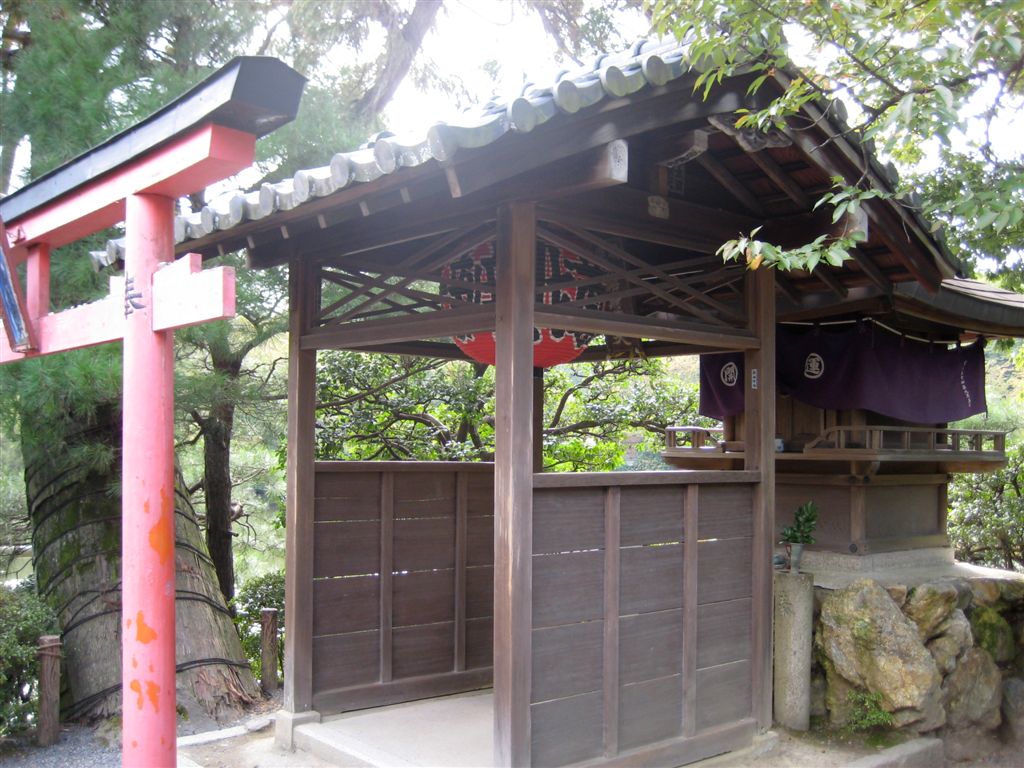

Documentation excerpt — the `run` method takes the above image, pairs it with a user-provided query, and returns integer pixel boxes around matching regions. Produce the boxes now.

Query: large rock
[942,647,1002,731]
[927,609,974,676]
[886,584,908,608]
[999,578,1024,607]
[969,606,1015,664]
[928,635,962,676]
[904,582,958,641]
[969,578,1002,608]
[939,609,974,651]
[817,579,944,730]
[1001,677,1024,743]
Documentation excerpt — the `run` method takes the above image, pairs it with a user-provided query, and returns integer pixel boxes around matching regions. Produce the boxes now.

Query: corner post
[744,266,776,730]
[494,201,535,767]
[279,257,320,744]
[121,192,177,767]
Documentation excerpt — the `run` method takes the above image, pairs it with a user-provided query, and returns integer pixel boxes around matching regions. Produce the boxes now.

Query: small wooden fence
[309,463,759,767]
[529,471,758,766]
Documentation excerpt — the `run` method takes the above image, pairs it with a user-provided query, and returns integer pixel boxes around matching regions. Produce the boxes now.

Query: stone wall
[811,576,1024,759]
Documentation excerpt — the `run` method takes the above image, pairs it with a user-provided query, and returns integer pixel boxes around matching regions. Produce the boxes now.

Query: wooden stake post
[0,58,304,768]
[37,635,61,747]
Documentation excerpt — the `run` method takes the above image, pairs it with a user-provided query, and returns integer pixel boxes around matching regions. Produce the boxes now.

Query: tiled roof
[99,39,693,261]
[98,36,954,280]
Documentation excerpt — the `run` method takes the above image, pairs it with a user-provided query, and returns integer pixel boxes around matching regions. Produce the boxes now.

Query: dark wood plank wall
[310,462,494,712]
[529,478,755,767]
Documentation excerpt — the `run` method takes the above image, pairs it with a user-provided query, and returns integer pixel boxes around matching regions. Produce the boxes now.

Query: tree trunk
[202,401,236,604]
[23,397,258,721]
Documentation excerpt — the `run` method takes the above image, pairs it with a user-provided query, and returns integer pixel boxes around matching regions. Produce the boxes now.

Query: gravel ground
[4,712,1024,767]
[0,724,119,768]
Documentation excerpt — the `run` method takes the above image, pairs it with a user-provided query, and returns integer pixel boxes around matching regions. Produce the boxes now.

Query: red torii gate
[0,58,304,767]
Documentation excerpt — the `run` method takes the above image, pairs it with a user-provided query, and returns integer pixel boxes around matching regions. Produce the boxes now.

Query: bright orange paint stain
[145,680,160,712]
[129,679,144,709]
[135,610,157,644]
[132,657,138,668]
[147,488,174,566]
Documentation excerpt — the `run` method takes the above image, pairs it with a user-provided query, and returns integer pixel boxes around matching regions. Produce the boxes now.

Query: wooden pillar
[37,634,61,746]
[533,368,544,472]
[25,244,50,321]
[744,267,776,730]
[121,193,177,768]
[493,201,535,768]
[284,258,317,713]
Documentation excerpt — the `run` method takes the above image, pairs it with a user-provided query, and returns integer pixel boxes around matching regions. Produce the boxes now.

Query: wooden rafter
[696,152,767,217]
[746,151,811,209]
[813,266,849,299]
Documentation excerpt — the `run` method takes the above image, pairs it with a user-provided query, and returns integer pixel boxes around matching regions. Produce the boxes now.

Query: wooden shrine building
[154,39,1012,767]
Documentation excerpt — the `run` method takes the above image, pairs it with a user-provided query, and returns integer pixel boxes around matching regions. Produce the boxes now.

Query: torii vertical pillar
[121,193,177,762]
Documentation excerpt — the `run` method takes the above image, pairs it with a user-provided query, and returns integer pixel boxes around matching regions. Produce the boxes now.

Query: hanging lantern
[442,238,605,367]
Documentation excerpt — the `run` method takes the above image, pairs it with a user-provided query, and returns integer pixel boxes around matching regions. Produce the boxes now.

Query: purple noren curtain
[699,326,986,423]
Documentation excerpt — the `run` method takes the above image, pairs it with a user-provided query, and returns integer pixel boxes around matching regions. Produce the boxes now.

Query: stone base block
[274,709,321,750]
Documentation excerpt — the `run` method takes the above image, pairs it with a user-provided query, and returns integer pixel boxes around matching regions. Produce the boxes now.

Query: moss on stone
[969,605,1015,663]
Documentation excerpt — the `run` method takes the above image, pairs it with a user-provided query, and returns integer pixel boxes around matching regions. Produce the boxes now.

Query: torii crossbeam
[0,57,305,767]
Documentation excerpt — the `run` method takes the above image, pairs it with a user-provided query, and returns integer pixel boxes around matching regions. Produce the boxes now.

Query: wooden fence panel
[530,478,756,767]
[310,463,494,711]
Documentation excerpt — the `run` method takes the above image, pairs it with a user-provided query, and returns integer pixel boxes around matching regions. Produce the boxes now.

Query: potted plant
[780,501,817,573]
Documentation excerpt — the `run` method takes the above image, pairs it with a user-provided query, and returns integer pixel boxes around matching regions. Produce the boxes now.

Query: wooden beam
[573,341,712,361]
[283,257,317,714]
[300,305,494,350]
[333,340,470,360]
[448,139,629,200]
[533,305,759,350]
[493,200,535,768]
[696,152,767,217]
[540,185,760,254]
[744,267,776,731]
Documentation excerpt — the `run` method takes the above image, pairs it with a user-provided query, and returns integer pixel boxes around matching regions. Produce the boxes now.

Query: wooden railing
[665,426,725,451]
[803,426,1007,455]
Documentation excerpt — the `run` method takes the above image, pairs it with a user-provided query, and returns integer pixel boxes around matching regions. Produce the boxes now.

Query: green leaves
[717,228,862,273]
[649,0,1024,276]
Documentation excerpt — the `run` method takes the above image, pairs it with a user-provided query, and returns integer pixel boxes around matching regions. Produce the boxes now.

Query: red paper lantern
[442,238,604,367]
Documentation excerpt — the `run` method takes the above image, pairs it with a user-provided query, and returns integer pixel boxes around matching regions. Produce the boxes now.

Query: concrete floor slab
[295,690,493,768]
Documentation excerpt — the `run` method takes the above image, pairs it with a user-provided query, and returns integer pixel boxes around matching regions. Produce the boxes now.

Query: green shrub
[0,583,59,735]
[846,690,895,732]
[232,571,285,681]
